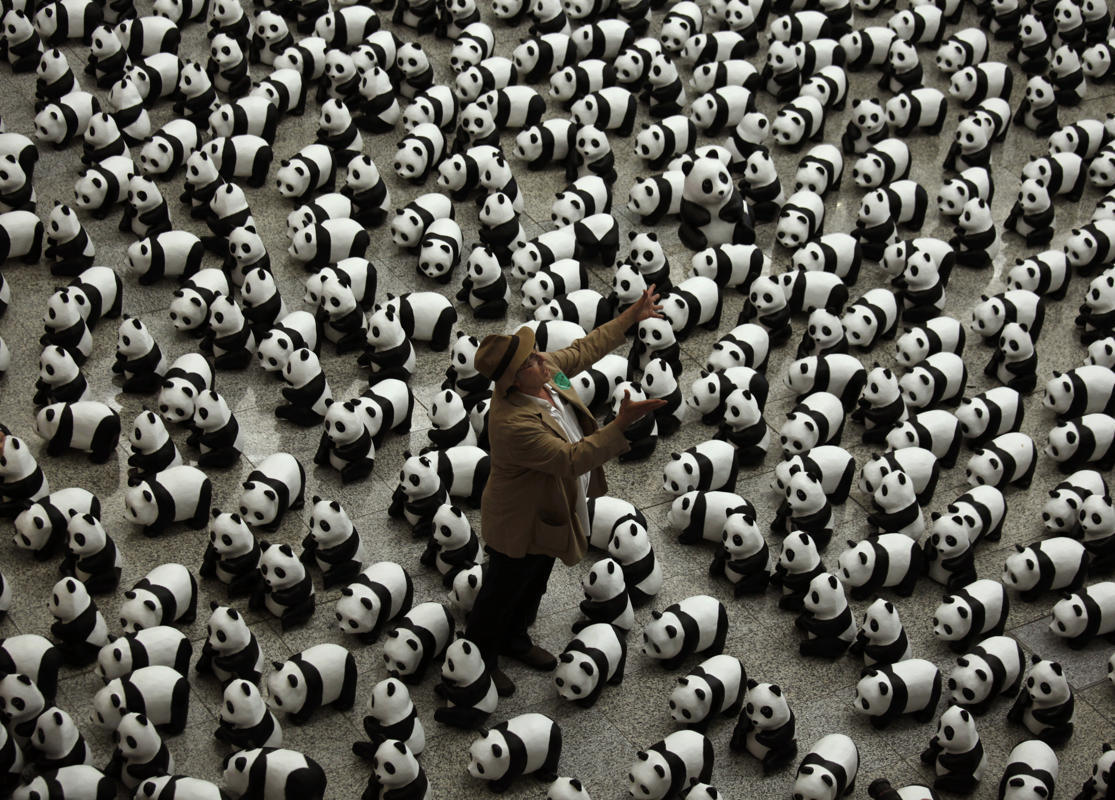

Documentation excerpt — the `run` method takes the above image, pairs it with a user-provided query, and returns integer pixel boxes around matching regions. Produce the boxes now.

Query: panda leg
[219,559,256,595]
[736,570,770,595]
[279,595,315,630]
[340,459,375,485]
[702,296,723,332]
[89,417,121,464]
[332,653,357,711]
[275,404,325,427]
[616,103,637,138]
[198,446,241,469]
[24,222,43,264]
[708,604,729,656]
[1015,455,1037,490]
[248,149,272,189]
[434,705,488,729]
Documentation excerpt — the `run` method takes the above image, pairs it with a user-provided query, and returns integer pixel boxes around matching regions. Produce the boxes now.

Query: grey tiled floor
[3,1,1115,799]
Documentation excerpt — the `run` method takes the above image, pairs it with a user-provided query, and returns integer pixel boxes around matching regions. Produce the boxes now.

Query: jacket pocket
[533,515,569,556]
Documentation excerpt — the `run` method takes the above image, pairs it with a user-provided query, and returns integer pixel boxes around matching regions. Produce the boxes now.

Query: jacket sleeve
[545,315,629,379]
[500,415,630,479]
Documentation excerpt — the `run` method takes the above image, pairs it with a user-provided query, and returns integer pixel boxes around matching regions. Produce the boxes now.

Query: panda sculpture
[382,602,454,684]
[91,665,189,734]
[792,734,858,800]
[48,577,109,666]
[854,658,942,729]
[104,711,172,790]
[552,623,627,710]
[946,635,1025,715]
[919,704,986,793]
[796,572,856,657]
[998,740,1059,800]
[627,729,713,800]
[467,713,563,793]
[197,603,263,684]
[850,598,911,666]
[641,594,728,670]
[63,511,121,594]
[837,533,923,599]
[266,643,357,724]
[253,541,315,630]
[216,679,281,750]
[933,579,1010,652]
[124,466,211,537]
[1007,657,1075,746]
[354,677,425,759]
[1049,582,1115,648]
[221,749,326,800]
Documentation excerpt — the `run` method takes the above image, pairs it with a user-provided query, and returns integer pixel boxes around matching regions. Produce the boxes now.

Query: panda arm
[544,316,629,379]
[495,413,631,479]
[680,199,712,226]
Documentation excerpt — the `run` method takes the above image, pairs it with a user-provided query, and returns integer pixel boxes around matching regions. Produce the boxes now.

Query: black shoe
[492,668,515,697]
[504,645,557,671]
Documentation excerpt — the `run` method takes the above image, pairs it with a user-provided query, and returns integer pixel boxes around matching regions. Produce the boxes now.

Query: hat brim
[488,326,537,394]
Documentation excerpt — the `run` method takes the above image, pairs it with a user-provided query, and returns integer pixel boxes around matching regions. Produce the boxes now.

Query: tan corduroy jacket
[481,316,631,566]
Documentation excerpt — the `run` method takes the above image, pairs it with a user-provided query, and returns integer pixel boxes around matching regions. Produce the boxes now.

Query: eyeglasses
[516,349,543,377]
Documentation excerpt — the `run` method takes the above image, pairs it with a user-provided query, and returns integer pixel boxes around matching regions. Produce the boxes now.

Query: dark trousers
[465,549,554,668]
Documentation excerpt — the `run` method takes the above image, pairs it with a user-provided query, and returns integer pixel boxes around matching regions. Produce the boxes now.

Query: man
[468,286,666,696]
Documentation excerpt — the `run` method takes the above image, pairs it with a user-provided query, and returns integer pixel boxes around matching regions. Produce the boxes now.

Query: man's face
[513,349,549,391]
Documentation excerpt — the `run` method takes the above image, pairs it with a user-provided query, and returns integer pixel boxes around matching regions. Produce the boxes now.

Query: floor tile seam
[1080,689,1115,726]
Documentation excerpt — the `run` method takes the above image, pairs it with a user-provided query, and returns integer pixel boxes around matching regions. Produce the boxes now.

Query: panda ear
[271,660,284,670]
[312,495,322,505]
[1031,653,1042,665]
[124,591,137,599]
[144,600,157,611]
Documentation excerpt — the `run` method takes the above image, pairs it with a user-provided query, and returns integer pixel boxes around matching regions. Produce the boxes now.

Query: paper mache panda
[1007,657,1075,746]
[265,643,357,724]
[252,540,315,630]
[197,602,263,685]
[216,679,281,750]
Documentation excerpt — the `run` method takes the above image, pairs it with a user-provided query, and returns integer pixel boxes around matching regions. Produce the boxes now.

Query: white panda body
[336,561,413,640]
[266,642,357,721]
[853,658,941,727]
[95,626,190,681]
[553,623,625,708]
[1008,250,1068,297]
[383,602,454,683]
[899,352,967,409]
[90,664,188,732]
[222,749,326,800]
[1004,537,1089,601]
[661,440,739,496]
[779,391,844,454]
[966,431,1037,489]
[1043,469,1107,535]
[933,578,1009,651]
[946,634,1024,712]
[886,409,962,468]
[793,734,858,800]
[1050,582,1115,647]
[837,533,921,599]
[666,490,749,545]
[843,288,899,349]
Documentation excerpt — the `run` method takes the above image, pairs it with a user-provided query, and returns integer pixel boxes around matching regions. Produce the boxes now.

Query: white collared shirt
[525,383,591,538]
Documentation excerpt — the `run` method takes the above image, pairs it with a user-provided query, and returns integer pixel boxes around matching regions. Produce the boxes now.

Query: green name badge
[553,371,571,390]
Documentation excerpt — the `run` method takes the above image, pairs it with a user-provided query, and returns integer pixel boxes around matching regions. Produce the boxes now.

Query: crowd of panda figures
[5,0,1115,796]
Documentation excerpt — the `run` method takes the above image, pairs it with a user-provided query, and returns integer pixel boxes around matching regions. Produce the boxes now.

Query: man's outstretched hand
[621,284,665,331]
[614,390,667,431]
